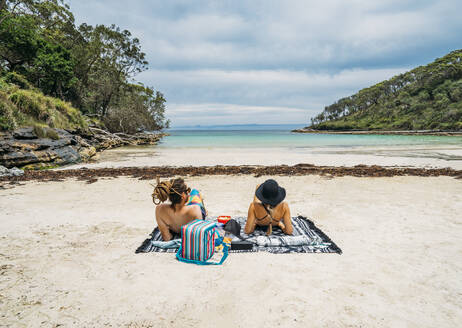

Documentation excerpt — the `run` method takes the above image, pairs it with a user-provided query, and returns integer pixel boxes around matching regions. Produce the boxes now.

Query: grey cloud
[66,0,462,125]
[139,67,408,126]
[138,67,408,106]
[68,0,462,71]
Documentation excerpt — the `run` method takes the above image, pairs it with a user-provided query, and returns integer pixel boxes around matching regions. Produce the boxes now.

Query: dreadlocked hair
[152,177,189,210]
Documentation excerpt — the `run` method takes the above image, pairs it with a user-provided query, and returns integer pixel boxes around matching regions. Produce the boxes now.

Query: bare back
[155,203,202,241]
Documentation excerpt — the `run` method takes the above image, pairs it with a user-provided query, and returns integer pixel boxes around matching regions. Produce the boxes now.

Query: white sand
[1,175,461,327]
[63,144,462,170]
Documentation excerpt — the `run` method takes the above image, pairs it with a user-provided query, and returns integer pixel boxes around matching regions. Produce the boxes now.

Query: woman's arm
[155,205,173,241]
[244,202,257,234]
[253,184,261,203]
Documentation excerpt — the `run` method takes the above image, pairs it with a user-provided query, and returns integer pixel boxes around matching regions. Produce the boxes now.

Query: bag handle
[176,245,229,265]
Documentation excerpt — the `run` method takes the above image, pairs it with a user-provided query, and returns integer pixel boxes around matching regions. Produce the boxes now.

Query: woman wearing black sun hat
[244,179,293,235]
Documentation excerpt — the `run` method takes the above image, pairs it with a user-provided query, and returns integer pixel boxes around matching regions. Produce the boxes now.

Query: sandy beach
[63,144,462,170]
[2,1,462,327]
[1,175,461,327]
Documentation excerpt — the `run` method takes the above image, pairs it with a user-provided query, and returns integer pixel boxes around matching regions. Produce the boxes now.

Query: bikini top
[256,203,281,236]
[256,203,281,222]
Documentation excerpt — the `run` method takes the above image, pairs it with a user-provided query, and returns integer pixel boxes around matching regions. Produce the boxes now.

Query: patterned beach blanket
[135,216,342,254]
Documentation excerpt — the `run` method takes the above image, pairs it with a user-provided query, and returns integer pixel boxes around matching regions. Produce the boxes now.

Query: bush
[0,91,17,130]
[3,72,33,90]
[46,128,60,140]
[0,80,88,131]
[32,124,60,139]
[9,90,46,120]
[32,124,46,138]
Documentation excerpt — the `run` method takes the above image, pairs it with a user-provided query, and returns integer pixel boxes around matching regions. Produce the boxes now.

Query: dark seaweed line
[1,164,461,187]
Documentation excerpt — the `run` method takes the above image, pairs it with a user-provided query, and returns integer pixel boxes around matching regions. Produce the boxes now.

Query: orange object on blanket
[217,216,231,224]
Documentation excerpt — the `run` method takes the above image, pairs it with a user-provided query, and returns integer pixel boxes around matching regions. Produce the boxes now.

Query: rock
[73,135,90,147]
[11,167,25,176]
[0,150,41,167]
[1,126,166,169]
[78,146,96,161]
[0,165,24,177]
[0,129,79,168]
[0,165,8,175]
[52,146,81,165]
[12,128,37,140]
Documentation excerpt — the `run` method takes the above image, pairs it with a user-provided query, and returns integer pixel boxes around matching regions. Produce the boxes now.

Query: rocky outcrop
[80,127,166,151]
[0,127,165,169]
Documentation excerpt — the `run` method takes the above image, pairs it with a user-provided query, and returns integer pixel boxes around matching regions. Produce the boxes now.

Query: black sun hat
[255,179,286,207]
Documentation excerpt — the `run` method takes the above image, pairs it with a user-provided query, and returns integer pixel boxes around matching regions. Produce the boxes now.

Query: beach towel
[136,216,342,254]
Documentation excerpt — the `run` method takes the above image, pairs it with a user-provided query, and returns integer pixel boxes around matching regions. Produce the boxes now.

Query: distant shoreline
[292,129,462,136]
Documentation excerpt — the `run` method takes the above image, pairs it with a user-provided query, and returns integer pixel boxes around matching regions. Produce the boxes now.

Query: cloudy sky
[67,0,462,127]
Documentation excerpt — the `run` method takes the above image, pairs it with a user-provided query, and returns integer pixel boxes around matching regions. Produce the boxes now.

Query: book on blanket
[231,241,254,250]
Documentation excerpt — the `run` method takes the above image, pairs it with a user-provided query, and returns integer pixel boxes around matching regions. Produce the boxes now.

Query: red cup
[217,216,231,224]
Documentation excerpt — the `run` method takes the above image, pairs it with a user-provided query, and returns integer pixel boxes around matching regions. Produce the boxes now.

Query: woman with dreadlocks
[152,178,207,241]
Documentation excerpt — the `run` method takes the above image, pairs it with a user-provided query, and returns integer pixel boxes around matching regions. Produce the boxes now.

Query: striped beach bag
[176,219,228,265]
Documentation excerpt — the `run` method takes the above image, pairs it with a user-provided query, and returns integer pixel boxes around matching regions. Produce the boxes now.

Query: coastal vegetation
[0,0,169,134]
[308,49,462,131]
[0,73,87,131]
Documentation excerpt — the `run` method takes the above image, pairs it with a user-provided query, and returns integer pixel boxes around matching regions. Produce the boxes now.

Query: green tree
[1,0,169,133]
[72,24,148,117]
[29,40,76,98]
[309,49,462,131]
[0,14,40,71]
[104,85,169,133]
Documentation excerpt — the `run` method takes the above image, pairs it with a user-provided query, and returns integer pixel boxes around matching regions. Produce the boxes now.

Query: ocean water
[64,127,462,169]
[160,129,462,149]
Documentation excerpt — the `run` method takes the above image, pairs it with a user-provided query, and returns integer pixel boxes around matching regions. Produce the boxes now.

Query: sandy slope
[0,175,461,327]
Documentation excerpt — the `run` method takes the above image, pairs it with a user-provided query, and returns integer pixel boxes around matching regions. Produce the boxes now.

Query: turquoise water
[160,130,462,149]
